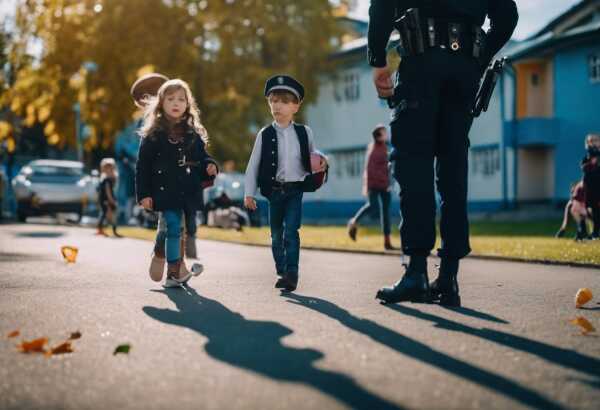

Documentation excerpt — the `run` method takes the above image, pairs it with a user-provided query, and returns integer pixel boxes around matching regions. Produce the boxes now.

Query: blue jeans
[269,186,303,276]
[352,189,391,235]
[162,210,184,263]
[155,207,197,257]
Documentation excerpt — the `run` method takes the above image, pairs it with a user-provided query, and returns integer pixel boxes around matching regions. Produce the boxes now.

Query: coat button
[160,186,165,191]
[272,139,275,142]
[158,170,162,174]
[272,163,275,166]
[272,151,275,154]
[272,177,275,180]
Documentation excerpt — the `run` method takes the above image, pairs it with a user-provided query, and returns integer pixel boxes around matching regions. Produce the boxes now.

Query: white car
[12,160,98,222]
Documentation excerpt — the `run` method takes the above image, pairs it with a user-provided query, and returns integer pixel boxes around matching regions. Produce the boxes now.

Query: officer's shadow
[387,303,600,385]
[142,285,403,410]
[284,293,566,410]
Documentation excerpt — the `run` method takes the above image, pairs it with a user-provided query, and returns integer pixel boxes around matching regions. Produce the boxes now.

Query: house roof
[507,18,600,61]
[528,0,596,39]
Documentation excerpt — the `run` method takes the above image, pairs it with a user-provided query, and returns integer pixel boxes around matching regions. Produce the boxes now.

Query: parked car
[12,159,98,222]
[203,172,261,227]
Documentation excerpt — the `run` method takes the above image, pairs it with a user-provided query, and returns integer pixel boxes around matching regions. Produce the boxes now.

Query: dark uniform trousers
[392,47,480,259]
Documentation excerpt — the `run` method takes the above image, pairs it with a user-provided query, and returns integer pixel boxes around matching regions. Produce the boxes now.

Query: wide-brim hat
[130,73,169,107]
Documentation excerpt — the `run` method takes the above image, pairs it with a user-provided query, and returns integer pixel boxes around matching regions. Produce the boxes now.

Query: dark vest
[257,124,311,198]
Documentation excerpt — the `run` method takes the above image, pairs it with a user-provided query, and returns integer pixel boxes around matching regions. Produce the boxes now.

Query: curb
[188,236,600,270]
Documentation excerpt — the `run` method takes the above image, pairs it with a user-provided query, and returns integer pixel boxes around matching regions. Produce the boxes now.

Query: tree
[1,0,349,166]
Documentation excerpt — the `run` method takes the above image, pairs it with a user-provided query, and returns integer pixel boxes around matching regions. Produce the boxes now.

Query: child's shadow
[142,286,403,410]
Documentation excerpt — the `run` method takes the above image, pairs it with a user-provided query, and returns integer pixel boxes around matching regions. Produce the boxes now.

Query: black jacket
[367,0,518,68]
[135,128,217,211]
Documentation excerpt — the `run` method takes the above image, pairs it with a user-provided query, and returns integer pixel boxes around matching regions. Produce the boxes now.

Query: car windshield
[30,166,84,177]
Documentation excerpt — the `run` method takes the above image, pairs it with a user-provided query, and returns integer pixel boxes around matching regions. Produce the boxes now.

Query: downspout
[505,63,518,209]
[499,72,508,209]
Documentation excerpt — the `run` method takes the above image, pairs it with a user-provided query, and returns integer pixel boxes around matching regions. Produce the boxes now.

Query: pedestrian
[136,78,219,288]
[368,0,518,306]
[96,158,121,237]
[581,133,600,239]
[556,180,591,241]
[347,124,394,250]
[244,75,326,292]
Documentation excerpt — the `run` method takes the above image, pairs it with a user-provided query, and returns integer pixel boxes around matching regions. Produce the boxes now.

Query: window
[332,71,361,102]
[471,145,500,177]
[331,148,365,179]
[590,54,600,83]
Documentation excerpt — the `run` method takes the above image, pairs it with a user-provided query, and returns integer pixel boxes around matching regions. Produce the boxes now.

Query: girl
[347,124,394,250]
[97,158,121,237]
[136,79,218,288]
[581,133,600,239]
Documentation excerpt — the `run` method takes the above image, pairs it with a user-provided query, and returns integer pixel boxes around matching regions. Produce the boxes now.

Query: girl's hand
[244,196,257,211]
[206,163,218,176]
[140,197,153,210]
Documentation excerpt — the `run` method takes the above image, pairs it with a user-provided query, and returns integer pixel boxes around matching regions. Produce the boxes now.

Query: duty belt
[394,8,485,58]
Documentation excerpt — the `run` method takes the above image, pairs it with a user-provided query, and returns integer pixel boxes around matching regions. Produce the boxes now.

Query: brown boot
[178,234,192,280]
[149,240,166,282]
[347,219,358,241]
[163,261,182,288]
[384,235,395,250]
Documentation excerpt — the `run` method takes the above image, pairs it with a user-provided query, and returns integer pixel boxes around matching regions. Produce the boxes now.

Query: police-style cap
[264,75,305,102]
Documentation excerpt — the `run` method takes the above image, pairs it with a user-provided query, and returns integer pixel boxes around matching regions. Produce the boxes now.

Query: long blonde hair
[138,79,208,142]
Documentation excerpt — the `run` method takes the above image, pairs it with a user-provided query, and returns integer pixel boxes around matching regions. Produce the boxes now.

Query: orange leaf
[575,288,593,308]
[570,317,596,334]
[45,341,73,357]
[69,331,82,340]
[7,330,20,338]
[60,246,79,263]
[18,337,48,353]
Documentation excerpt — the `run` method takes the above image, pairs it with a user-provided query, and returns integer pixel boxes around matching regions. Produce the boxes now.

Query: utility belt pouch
[448,23,461,51]
[472,26,485,59]
[406,8,424,54]
[395,14,413,55]
[427,18,436,48]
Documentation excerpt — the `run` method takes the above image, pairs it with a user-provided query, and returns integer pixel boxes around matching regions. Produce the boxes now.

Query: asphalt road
[1,223,599,410]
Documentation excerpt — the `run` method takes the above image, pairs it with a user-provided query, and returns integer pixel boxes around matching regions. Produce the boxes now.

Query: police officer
[369,0,518,306]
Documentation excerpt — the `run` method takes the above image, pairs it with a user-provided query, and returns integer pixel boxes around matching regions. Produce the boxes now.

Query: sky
[0,0,585,40]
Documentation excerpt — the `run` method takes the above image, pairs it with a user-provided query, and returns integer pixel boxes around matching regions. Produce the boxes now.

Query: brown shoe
[384,235,395,250]
[149,253,166,282]
[347,220,358,241]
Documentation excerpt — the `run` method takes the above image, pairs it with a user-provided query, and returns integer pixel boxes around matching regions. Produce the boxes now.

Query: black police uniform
[368,0,518,306]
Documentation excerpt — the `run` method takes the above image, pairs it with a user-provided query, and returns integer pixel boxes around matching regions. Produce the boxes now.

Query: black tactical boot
[430,258,461,307]
[376,258,430,304]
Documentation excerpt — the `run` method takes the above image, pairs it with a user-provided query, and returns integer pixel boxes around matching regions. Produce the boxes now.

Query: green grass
[117,220,600,266]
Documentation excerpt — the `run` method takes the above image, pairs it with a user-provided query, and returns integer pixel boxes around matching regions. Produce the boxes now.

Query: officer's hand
[140,197,153,210]
[244,196,257,211]
[372,67,394,98]
[206,163,218,176]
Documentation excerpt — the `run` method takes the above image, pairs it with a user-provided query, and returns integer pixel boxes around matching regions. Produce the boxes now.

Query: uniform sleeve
[367,0,397,67]
[135,136,154,203]
[486,0,519,63]
[244,130,263,198]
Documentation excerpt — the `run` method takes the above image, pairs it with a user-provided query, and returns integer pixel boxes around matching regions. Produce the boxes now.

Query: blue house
[305,1,600,219]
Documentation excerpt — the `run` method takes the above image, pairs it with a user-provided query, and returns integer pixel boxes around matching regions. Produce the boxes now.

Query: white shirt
[244,121,316,198]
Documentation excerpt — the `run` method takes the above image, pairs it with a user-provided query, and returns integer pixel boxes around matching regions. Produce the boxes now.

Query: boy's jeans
[269,185,303,276]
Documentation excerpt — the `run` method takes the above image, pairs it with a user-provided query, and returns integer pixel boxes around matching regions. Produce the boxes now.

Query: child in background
[556,180,591,241]
[581,133,600,239]
[136,79,218,288]
[96,158,121,237]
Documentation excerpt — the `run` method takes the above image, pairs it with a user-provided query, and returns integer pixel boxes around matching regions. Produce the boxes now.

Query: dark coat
[135,128,217,212]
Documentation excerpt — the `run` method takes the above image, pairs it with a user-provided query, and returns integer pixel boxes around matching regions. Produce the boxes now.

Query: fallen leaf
[45,341,74,357]
[18,337,48,353]
[575,288,593,308]
[69,331,82,340]
[113,344,131,355]
[570,317,596,334]
[60,246,79,263]
[7,330,20,338]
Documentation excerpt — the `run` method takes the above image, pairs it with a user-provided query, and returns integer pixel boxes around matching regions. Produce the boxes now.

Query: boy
[244,75,317,292]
